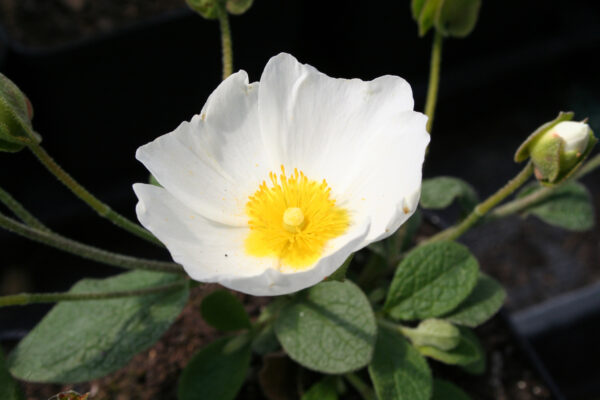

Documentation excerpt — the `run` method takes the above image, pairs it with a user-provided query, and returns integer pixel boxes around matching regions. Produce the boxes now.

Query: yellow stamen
[245,166,350,270]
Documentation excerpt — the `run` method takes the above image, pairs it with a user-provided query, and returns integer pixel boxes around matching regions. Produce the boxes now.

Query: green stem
[492,153,600,218]
[217,2,233,80]
[0,212,184,275]
[0,281,187,307]
[344,373,376,400]
[27,144,162,246]
[424,31,443,133]
[426,162,534,243]
[0,185,49,232]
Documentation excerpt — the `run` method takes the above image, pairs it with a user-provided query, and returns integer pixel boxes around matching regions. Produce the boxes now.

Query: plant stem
[27,144,162,246]
[344,373,376,400]
[0,281,187,307]
[425,162,534,243]
[217,2,233,80]
[0,185,49,232]
[492,152,600,218]
[424,31,443,133]
[0,212,184,275]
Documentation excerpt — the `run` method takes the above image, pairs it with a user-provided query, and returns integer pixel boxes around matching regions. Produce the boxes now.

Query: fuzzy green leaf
[518,181,595,231]
[201,290,251,331]
[432,379,472,400]
[384,241,479,320]
[444,273,506,327]
[178,336,251,400]
[368,324,432,400]
[0,348,23,400]
[8,271,189,383]
[274,280,377,374]
[417,327,484,366]
[420,177,478,213]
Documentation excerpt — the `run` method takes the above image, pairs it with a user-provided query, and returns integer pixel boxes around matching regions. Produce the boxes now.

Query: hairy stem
[0,185,49,232]
[0,212,184,274]
[492,152,600,218]
[27,144,162,246]
[425,162,534,243]
[424,31,443,133]
[217,2,233,80]
[0,280,187,307]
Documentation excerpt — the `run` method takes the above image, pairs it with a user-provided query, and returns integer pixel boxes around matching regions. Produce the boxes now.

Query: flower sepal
[0,72,41,153]
[515,112,597,185]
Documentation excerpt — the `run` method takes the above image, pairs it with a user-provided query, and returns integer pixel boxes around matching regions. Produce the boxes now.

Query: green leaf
[384,241,479,320]
[8,271,189,383]
[435,0,481,38]
[417,327,484,366]
[518,181,595,231]
[432,379,471,400]
[368,324,432,400]
[274,280,377,374]
[0,348,23,400]
[301,377,338,400]
[178,336,251,400]
[201,290,251,331]
[420,177,478,213]
[444,273,506,327]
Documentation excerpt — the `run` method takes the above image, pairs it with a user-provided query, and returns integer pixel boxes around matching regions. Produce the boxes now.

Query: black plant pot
[511,283,600,399]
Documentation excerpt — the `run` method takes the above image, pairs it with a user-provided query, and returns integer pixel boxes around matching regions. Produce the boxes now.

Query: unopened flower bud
[412,0,481,38]
[400,318,460,351]
[515,112,597,185]
[0,73,41,152]
[186,0,253,19]
[226,0,253,15]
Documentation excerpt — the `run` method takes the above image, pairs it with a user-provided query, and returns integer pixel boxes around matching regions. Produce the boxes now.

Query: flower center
[245,166,350,270]
[282,207,305,233]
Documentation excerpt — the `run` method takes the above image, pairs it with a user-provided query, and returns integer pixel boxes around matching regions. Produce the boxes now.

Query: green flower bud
[187,0,253,19]
[411,0,481,38]
[400,319,460,351]
[226,0,253,15]
[515,112,597,185]
[186,0,220,19]
[0,72,41,153]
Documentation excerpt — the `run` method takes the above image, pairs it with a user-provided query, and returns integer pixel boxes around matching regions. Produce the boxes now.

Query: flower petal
[342,111,429,243]
[134,183,370,296]
[136,71,274,226]
[258,53,416,192]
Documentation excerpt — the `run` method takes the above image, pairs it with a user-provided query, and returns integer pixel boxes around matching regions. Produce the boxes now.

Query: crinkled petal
[134,183,370,296]
[136,71,275,226]
[341,111,429,243]
[258,53,417,192]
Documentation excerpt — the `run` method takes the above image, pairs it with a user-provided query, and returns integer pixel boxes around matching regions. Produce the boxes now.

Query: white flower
[133,53,429,296]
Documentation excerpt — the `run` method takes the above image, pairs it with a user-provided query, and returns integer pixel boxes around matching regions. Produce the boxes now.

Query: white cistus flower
[133,53,429,296]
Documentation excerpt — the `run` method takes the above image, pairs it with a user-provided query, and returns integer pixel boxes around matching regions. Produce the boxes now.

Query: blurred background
[0,1,599,398]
